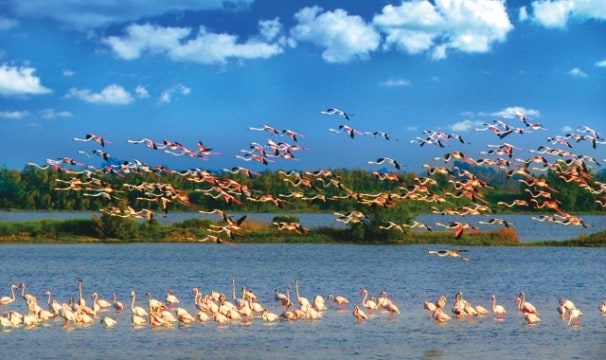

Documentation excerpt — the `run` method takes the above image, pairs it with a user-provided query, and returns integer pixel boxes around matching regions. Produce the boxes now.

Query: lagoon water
[0,243,605,359]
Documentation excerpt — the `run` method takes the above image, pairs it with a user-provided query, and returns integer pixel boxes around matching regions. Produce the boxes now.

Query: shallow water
[0,244,604,359]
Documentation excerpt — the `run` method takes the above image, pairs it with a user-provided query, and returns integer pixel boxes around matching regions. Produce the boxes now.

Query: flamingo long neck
[492,296,497,312]
[194,292,200,306]
[46,291,51,305]
[78,281,84,306]
[295,281,301,301]
[131,293,137,311]
[362,290,368,305]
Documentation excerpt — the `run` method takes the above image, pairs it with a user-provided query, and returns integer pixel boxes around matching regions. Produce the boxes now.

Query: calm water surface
[0,244,604,359]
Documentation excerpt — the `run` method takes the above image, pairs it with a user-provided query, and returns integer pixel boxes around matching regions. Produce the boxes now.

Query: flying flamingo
[321,107,352,120]
[73,133,110,147]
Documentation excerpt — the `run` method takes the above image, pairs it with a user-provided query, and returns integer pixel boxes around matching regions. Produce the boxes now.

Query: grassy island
[1,215,603,246]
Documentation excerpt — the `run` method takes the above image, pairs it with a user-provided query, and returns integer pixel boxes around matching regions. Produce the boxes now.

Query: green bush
[92,213,139,240]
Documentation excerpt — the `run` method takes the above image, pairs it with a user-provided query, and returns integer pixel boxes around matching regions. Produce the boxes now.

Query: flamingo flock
[23,106,606,245]
[0,280,602,330]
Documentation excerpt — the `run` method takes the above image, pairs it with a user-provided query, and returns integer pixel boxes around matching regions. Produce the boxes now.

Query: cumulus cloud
[0,64,52,96]
[103,22,284,64]
[259,18,283,42]
[526,0,606,28]
[40,109,72,119]
[135,85,149,98]
[290,6,380,63]
[0,17,18,31]
[5,0,254,30]
[66,84,133,105]
[530,0,575,27]
[449,119,484,132]
[169,26,283,64]
[159,83,191,103]
[379,77,411,87]
[373,0,513,60]
[561,125,574,133]
[519,6,529,21]
[102,23,191,60]
[568,67,587,77]
[493,106,541,119]
[0,110,30,119]
[597,59,606,67]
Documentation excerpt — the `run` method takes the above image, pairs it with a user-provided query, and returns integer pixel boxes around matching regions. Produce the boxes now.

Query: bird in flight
[321,108,352,120]
[428,249,471,262]
[367,157,402,170]
[73,133,110,147]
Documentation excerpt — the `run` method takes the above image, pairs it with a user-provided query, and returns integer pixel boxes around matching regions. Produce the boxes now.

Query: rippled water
[1,244,605,359]
[1,211,605,242]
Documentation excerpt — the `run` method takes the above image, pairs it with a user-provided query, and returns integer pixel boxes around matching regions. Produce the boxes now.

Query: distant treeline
[0,163,604,213]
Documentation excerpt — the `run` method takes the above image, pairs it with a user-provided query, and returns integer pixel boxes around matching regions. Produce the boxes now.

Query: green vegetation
[0,164,604,246]
[1,213,604,246]
[0,215,519,245]
[1,165,605,213]
[531,230,606,247]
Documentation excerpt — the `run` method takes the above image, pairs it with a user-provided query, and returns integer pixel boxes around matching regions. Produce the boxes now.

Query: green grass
[0,217,603,246]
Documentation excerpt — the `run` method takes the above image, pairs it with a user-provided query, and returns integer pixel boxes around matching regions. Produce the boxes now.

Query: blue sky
[1,0,605,173]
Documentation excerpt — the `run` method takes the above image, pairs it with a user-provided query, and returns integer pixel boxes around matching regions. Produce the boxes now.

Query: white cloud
[531,0,574,27]
[449,119,484,132]
[0,17,18,31]
[528,0,606,28]
[561,125,574,133]
[135,85,149,98]
[259,18,283,42]
[373,0,513,60]
[568,67,588,77]
[597,59,606,67]
[103,23,191,60]
[5,0,254,30]
[104,22,284,64]
[493,106,541,119]
[67,84,133,105]
[40,108,72,119]
[379,77,411,87]
[62,69,75,77]
[0,64,52,96]
[0,110,30,119]
[519,6,529,21]
[159,83,190,103]
[290,6,381,63]
[169,26,283,64]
